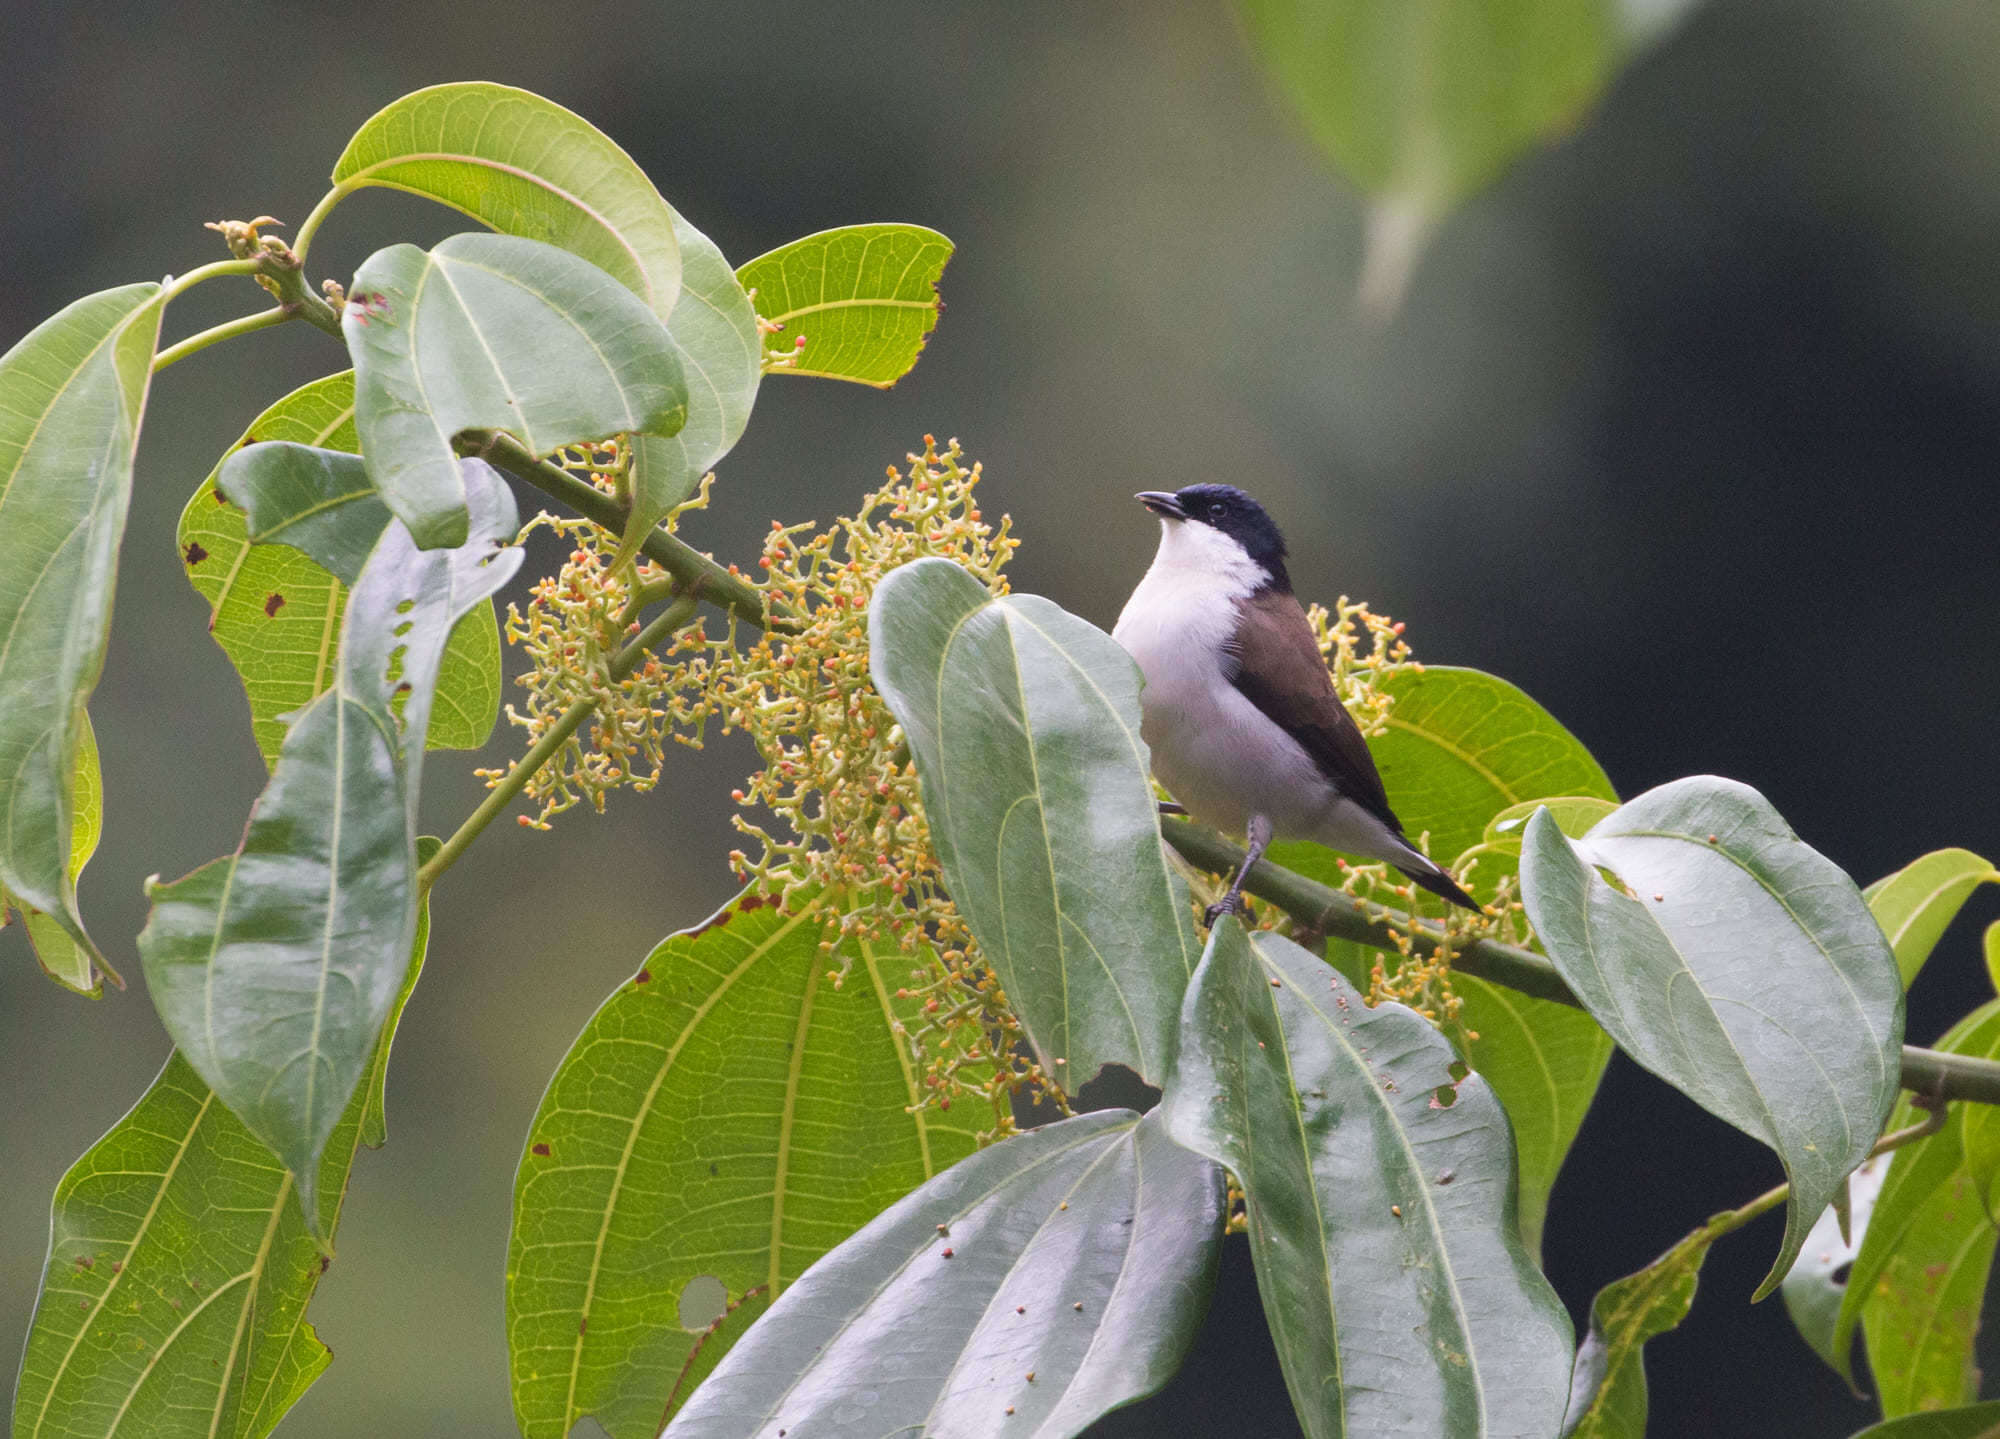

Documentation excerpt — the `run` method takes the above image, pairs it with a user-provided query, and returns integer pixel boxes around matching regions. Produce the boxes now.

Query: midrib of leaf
[753,1120,1130,1433]
[558,900,820,1431]
[28,1088,218,1437]
[102,1273,254,1438]
[426,257,525,449]
[301,695,352,1151]
[1892,1217,1994,1403]
[254,487,377,541]
[1258,973,1339,1420]
[859,936,935,1174]
[206,1173,293,1439]
[205,397,353,631]
[333,154,656,309]
[766,954,821,1297]
[1382,712,1512,795]
[1882,869,2000,948]
[314,576,341,708]
[994,617,1072,1065]
[1284,966,1486,1429]
[764,296,936,322]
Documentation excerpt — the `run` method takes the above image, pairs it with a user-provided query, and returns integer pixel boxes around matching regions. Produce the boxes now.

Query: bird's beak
[1136,491,1185,519]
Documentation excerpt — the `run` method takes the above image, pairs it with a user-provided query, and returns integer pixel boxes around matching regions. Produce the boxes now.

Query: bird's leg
[1204,814,1273,927]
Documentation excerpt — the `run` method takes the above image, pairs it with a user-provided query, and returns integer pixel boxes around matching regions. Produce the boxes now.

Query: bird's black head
[1136,484,1291,591]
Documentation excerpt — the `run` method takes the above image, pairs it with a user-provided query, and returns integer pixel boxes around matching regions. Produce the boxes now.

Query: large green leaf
[1237,0,1696,300]
[1160,921,1573,1438]
[1521,777,1906,1298]
[620,208,763,560]
[142,468,521,1223]
[325,81,755,555]
[13,840,435,1439]
[329,81,681,316]
[177,372,500,766]
[737,223,952,387]
[343,233,686,548]
[1862,848,2000,987]
[4,714,102,993]
[1830,999,2000,1410]
[1844,1404,2000,1438]
[868,558,1202,1088]
[0,281,164,978]
[1285,664,1615,1258]
[661,1109,1224,1439]
[506,888,988,1439]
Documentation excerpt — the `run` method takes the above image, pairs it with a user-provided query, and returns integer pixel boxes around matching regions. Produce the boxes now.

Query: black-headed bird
[1112,484,1478,924]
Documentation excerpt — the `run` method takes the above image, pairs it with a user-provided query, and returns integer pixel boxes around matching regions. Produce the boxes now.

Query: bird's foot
[1202,891,1250,928]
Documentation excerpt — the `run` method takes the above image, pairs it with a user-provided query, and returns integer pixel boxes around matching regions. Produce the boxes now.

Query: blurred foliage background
[5,1,2000,1434]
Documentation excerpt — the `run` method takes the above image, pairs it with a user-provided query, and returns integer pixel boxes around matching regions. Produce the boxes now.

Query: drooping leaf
[1862,848,2000,987]
[177,372,501,765]
[5,713,103,993]
[142,467,521,1223]
[661,1109,1224,1439]
[1833,1000,2000,1408]
[343,232,686,548]
[13,841,435,1439]
[506,888,989,1439]
[325,81,753,557]
[1563,1221,1719,1437]
[329,81,681,315]
[868,558,1202,1088]
[1160,921,1573,1438]
[737,223,952,387]
[1285,664,1616,1256]
[1843,1403,2000,1438]
[1238,0,1698,302]
[620,208,763,561]
[1521,776,1906,1298]
[0,281,165,977]
[1781,1152,1889,1380]
[222,441,388,584]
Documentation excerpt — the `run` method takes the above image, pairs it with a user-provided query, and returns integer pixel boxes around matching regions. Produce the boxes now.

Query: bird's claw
[1202,892,1249,928]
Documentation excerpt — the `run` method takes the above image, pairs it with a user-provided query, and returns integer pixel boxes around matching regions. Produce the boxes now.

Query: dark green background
[5,2,2000,1434]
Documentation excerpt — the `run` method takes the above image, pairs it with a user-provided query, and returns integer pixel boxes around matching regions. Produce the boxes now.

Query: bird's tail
[1396,859,1481,912]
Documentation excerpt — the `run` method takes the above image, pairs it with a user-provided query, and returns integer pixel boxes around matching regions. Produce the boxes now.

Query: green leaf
[1161,921,1572,1437]
[142,469,521,1224]
[1284,665,1616,1256]
[1844,1403,2000,1438]
[737,224,952,387]
[868,558,1202,1087]
[1483,794,1618,850]
[329,81,682,317]
[13,841,435,1439]
[661,1109,1224,1439]
[0,281,165,978]
[506,888,989,1439]
[1781,1151,1889,1380]
[177,372,501,765]
[1863,848,2000,987]
[222,441,388,584]
[1834,1001,2000,1409]
[1521,776,1907,1299]
[1237,0,1696,300]
[5,713,103,993]
[344,232,687,549]
[1563,1223,1716,1437]
[620,209,763,562]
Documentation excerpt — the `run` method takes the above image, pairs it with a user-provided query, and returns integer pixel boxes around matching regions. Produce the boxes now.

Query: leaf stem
[160,257,263,301]
[416,593,701,891]
[291,182,356,265]
[1161,819,2000,1108]
[152,307,292,373]
[254,249,345,337]
[459,430,788,634]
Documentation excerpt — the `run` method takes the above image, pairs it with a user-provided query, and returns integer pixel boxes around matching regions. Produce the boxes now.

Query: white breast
[1112,521,1338,838]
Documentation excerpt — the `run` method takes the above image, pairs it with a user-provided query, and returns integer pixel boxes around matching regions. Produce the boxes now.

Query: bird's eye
[1208,501,1226,517]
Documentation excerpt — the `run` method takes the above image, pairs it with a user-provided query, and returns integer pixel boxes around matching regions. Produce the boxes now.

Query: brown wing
[1224,588,1401,832]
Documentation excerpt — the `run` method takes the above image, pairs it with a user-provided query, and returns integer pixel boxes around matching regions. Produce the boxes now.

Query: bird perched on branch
[1112,484,1478,924]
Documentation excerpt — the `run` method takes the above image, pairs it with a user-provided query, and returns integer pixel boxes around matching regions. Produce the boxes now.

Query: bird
[1111,483,1479,925]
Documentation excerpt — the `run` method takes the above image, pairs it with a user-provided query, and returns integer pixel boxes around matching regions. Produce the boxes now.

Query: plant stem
[416,594,700,891]
[459,430,788,634]
[161,257,263,301]
[1162,818,2000,1108]
[292,182,355,265]
[254,248,344,337]
[152,307,292,373]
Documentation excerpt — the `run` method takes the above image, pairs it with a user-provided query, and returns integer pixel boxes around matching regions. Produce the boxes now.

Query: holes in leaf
[1830,1261,1853,1287]
[678,1274,728,1332]
[1431,1085,1459,1109]
[1447,1059,1470,1083]
[394,599,416,615]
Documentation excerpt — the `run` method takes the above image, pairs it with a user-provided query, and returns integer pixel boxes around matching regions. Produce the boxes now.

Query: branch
[459,429,787,634]
[1161,818,2000,1108]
